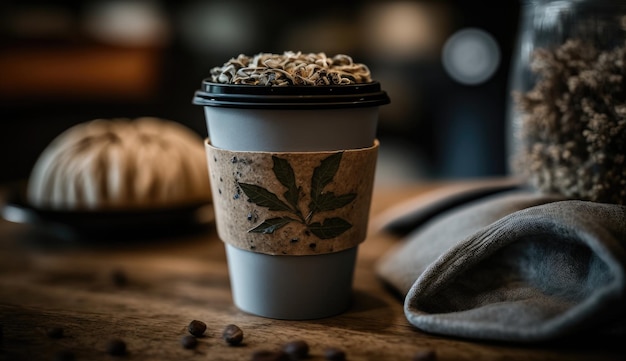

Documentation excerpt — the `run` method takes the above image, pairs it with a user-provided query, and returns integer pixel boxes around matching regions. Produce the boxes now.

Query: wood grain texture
[0,181,624,361]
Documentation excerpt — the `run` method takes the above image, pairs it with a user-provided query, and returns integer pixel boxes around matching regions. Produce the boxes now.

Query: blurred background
[0,0,521,186]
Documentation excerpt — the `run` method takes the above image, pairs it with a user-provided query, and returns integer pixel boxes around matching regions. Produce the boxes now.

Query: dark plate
[1,182,215,242]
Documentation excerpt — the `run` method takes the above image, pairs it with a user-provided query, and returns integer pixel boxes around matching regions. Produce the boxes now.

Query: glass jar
[506,0,626,204]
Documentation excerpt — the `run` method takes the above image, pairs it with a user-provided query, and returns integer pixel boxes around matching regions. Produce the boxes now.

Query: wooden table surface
[0,180,623,361]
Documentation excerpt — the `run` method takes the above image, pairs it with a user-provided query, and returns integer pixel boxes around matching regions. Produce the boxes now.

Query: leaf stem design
[237,152,356,240]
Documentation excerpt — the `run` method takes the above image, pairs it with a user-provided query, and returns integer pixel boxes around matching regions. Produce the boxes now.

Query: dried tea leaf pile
[209,51,372,86]
[513,39,626,204]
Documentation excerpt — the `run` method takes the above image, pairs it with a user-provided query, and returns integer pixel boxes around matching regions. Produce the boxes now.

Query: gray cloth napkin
[376,189,626,343]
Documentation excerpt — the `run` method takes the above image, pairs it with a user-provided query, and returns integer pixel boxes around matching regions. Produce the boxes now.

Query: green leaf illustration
[309,192,357,213]
[272,156,299,210]
[249,217,296,234]
[308,217,352,239]
[242,151,357,241]
[310,152,343,201]
[238,182,293,212]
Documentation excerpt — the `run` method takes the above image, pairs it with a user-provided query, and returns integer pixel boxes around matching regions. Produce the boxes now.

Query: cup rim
[192,80,390,109]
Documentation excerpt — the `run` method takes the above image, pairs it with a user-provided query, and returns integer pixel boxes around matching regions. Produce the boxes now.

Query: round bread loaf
[27,117,211,210]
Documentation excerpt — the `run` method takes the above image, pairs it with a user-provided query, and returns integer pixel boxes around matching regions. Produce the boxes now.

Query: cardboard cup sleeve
[205,139,379,256]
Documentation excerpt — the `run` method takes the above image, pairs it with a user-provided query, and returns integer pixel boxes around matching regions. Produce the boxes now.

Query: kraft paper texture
[205,140,379,256]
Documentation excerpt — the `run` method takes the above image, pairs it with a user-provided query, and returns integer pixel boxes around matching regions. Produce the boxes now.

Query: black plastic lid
[192,80,390,109]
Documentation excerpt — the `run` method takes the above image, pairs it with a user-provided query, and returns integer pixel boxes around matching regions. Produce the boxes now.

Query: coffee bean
[282,340,309,359]
[180,335,198,349]
[222,324,244,346]
[54,349,75,361]
[46,326,64,339]
[324,347,346,361]
[413,349,437,361]
[106,338,127,356]
[251,349,290,361]
[188,320,207,337]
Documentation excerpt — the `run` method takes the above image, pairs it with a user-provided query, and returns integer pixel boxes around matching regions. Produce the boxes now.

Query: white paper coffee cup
[194,81,389,319]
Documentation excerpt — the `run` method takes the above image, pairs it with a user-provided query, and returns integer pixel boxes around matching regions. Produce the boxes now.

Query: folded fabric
[376,189,626,343]
[371,177,523,236]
